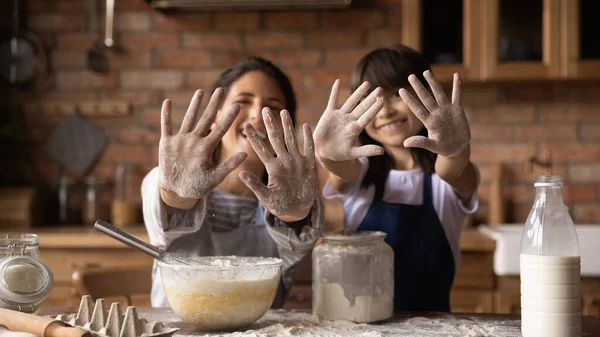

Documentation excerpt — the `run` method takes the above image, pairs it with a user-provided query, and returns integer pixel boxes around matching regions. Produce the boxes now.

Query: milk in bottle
[520,176,581,337]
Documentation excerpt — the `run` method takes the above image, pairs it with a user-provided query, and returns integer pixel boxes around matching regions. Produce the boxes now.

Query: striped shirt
[141,167,324,308]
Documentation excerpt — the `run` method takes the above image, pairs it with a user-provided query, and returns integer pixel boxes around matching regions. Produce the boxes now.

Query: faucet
[525,149,552,175]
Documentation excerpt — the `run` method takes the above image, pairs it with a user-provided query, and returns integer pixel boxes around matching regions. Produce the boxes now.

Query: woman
[141,57,369,308]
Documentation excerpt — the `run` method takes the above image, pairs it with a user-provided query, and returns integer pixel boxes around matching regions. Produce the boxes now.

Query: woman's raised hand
[239,108,317,222]
[159,89,247,200]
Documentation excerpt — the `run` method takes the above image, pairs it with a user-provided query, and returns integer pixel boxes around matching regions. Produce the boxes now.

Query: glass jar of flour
[312,231,394,323]
[0,234,53,313]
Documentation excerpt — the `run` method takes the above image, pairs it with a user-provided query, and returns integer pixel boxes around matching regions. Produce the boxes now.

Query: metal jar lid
[0,256,53,307]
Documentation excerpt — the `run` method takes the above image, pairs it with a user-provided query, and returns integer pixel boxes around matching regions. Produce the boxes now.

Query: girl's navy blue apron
[357,174,455,312]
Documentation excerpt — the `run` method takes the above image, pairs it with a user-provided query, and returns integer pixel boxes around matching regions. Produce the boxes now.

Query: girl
[141,57,373,308]
[314,45,480,312]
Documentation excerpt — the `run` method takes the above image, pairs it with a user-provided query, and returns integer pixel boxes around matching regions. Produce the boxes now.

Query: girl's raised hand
[239,108,317,221]
[313,80,385,162]
[399,71,471,157]
[159,88,247,200]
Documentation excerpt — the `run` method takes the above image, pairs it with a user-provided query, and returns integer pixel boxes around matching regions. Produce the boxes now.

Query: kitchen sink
[479,224,600,277]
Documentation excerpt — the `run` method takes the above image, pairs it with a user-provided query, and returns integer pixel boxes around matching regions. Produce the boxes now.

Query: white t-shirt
[322,157,479,268]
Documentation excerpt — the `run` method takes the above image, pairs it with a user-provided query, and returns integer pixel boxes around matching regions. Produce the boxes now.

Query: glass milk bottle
[520,176,581,337]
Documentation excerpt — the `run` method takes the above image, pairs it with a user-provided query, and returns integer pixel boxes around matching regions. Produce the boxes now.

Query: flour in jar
[313,283,392,323]
[2,262,46,293]
[311,231,394,324]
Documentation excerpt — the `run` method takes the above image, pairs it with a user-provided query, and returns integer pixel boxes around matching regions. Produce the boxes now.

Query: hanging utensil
[0,0,48,88]
[87,0,109,73]
[104,0,115,49]
[45,111,108,177]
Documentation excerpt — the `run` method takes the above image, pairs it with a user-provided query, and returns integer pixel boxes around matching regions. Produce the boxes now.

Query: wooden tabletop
[39,307,599,336]
[12,226,496,252]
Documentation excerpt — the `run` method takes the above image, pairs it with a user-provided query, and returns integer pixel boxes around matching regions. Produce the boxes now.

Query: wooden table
[40,307,600,336]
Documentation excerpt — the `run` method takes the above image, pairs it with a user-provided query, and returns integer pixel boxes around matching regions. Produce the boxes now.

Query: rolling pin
[0,308,90,337]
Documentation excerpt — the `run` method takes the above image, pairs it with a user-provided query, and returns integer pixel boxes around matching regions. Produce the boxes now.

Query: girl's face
[364,90,424,148]
[215,71,286,164]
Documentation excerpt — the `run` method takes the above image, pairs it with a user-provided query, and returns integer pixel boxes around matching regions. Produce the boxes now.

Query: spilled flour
[164,310,516,337]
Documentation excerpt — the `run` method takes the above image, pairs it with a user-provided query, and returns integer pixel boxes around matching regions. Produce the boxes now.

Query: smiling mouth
[377,118,407,131]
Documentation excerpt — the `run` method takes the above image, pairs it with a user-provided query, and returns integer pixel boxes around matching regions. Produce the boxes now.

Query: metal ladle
[86,0,108,73]
[103,0,115,50]
[93,220,195,265]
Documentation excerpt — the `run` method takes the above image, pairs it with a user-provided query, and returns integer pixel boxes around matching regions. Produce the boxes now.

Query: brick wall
[11,0,600,226]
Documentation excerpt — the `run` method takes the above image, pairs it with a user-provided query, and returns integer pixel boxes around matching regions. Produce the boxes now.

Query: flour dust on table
[157,310,520,337]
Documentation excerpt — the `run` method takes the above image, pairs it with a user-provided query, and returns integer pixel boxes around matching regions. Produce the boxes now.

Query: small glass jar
[82,176,111,226]
[0,234,53,313]
[111,162,138,227]
[312,231,394,323]
[57,175,83,225]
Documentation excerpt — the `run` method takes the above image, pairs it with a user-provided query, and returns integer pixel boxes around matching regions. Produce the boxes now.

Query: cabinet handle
[296,294,305,302]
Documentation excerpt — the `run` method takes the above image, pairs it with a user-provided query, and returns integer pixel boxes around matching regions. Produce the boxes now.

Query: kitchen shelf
[22,100,132,117]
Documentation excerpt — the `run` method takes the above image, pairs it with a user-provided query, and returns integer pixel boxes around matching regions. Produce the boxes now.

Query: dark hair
[212,57,297,118]
[352,44,437,193]
[211,57,297,184]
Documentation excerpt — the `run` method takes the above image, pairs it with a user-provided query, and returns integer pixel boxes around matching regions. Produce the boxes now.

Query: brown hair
[352,44,437,193]
[211,57,297,117]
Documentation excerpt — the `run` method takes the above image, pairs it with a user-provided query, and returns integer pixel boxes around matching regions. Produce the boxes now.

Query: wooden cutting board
[45,111,108,176]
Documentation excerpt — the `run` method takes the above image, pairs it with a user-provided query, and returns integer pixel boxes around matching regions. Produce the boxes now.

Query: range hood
[147,0,352,10]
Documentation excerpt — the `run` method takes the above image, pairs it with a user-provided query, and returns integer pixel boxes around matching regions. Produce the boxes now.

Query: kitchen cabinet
[449,236,496,314]
[401,0,483,82]
[41,248,152,307]
[402,0,598,81]
[494,276,521,314]
[583,280,600,315]
[480,0,561,80]
[561,0,600,79]
[495,276,600,315]
[35,226,153,309]
[450,290,494,313]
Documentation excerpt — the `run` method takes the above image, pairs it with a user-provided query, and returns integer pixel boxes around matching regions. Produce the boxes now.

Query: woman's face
[364,89,424,148]
[215,70,287,165]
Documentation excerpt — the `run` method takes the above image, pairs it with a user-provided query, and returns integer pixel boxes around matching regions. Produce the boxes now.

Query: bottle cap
[0,256,53,311]
[534,175,563,188]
